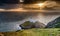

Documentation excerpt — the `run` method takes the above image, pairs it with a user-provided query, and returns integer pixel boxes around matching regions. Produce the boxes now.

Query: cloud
[0,1,59,12]
[40,1,60,10]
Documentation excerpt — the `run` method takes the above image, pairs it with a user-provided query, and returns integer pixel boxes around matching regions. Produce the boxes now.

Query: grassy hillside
[0,28,60,36]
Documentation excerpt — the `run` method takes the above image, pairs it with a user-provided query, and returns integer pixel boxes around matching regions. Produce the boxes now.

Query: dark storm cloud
[0,0,19,4]
[0,12,39,22]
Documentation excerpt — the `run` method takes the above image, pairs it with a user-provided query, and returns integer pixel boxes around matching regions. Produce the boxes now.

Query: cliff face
[45,17,60,28]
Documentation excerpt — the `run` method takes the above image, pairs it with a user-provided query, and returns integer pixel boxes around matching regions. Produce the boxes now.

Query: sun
[36,3,46,9]
[37,3,44,7]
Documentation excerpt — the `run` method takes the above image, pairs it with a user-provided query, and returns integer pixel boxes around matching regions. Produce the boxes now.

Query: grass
[0,28,60,36]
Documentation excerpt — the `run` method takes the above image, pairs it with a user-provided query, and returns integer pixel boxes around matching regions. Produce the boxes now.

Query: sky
[0,0,60,12]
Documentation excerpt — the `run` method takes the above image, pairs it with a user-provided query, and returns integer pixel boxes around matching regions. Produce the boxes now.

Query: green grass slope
[1,28,60,36]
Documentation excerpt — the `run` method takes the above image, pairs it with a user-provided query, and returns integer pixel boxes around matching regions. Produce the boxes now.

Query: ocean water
[0,12,36,32]
[0,12,60,32]
[0,12,23,32]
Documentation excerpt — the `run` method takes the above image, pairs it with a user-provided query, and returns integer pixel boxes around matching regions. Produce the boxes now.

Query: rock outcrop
[45,17,60,28]
[20,21,45,29]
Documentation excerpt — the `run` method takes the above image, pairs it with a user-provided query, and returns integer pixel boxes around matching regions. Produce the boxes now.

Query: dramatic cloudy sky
[0,0,60,12]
